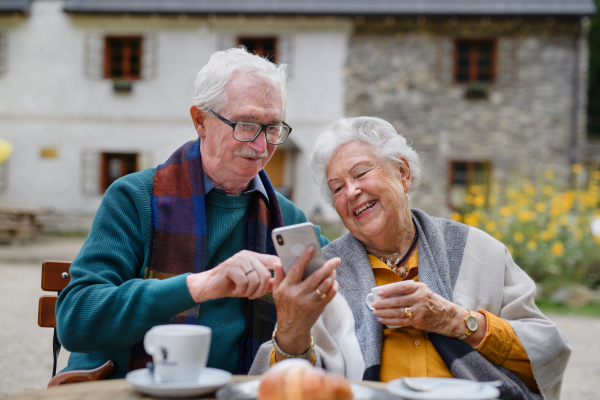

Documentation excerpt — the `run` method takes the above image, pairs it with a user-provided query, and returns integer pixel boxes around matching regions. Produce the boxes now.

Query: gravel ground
[0,238,598,399]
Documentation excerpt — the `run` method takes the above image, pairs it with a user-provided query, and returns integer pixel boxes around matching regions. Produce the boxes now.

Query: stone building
[0,0,596,231]
[343,2,598,216]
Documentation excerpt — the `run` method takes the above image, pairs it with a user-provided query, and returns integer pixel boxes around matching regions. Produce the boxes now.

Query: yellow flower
[474,195,486,207]
[513,232,524,242]
[493,232,503,241]
[470,185,482,195]
[489,195,498,206]
[507,245,514,254]
[518,211,536,222]
[524,185,536,196]
[543,185,553,196]
[485,221,497,232]
[500,206,512,217]
[551,242,564,257]
[571,164,583,174]
[526,241,537,250]
[450,212,462,222]
[593,170,600,180]
[507,189,518,199]
[541,231,553,241]
[464,194,473,205]
[534,203,547,213]
[544,169,555,179]
[574,231,583,242]
[463,214,479,227]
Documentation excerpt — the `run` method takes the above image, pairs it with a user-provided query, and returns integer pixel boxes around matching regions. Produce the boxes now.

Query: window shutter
[438,37,454,84]
[0,31,7,77]
[496,38,515,85]
[277,34,294,78]
[81,150,101,196]
[83,32,105,80]
[218,33,237,51]
[137,153,153,171]
[141,33,158,80]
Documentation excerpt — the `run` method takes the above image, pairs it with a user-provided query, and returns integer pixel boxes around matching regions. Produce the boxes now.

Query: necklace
[378,228,419,279]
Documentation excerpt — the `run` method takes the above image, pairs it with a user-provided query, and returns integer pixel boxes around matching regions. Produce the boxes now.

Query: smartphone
[271,222,325,280]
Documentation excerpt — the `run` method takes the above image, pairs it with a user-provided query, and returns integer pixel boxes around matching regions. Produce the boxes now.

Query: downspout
[569,17,584,166]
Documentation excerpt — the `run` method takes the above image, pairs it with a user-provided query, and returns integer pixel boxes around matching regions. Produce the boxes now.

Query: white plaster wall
[0,1,349,223]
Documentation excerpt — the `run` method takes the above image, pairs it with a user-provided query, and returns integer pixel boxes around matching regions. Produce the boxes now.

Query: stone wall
[345,17,590,217]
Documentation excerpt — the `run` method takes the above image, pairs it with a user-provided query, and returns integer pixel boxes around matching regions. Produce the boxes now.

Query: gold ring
[315,288,326,299]
[405,307,413,319]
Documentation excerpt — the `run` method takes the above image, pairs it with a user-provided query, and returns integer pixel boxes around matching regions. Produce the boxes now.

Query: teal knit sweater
[56,168,328,379]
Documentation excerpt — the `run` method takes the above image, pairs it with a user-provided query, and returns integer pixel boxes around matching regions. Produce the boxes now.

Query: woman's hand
[372,281,487,348]
[272,247,341,358]
[186,250,282,302]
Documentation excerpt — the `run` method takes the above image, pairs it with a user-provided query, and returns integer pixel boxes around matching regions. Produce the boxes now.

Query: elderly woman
[249,117,570,400]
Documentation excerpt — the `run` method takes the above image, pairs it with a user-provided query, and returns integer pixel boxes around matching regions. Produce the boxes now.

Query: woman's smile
[354,200,378,217]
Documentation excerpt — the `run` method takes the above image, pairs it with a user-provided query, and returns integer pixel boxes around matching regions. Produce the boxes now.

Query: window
[448,161,492,211]
[0,31,6,77]
[100,153,138,192]
[454,40,497,83]
[104,36,142,80]
[238,37,277,62]
[264,148,297,199]
[0,161,8,194]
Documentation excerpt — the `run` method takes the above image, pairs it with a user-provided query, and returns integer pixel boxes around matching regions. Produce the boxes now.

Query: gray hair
[309,117,421,205]
[193,47,289,113]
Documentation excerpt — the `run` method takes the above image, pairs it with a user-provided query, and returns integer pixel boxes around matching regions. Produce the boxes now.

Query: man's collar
[202,171,270,204]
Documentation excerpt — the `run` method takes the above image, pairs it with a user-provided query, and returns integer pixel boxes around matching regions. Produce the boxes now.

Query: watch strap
[458,310,475,340]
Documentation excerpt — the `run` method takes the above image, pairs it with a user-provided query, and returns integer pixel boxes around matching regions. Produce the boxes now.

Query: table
[0,207,48,244]
[4,376,388,400]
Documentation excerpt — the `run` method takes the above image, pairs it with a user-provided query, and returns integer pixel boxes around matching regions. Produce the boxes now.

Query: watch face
[466,315,478,331]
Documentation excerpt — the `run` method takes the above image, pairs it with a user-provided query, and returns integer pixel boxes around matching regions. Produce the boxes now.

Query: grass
[536,299,600,317]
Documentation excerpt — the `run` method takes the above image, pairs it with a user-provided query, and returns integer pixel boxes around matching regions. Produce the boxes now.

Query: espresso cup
[366,282,408,328]
[143,325,212,383]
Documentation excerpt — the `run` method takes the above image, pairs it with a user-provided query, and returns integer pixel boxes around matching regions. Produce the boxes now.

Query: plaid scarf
[129,139,283,373]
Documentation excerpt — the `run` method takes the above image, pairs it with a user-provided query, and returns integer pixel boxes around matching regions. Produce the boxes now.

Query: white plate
[126,367,232,398]
[386,378,500,400]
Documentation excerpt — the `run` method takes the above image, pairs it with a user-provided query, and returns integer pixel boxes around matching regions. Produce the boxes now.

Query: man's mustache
[234,147,268,158]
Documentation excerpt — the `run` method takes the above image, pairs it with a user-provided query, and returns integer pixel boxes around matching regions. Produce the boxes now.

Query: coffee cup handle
[366,293,375,311]
[144,329,156,356]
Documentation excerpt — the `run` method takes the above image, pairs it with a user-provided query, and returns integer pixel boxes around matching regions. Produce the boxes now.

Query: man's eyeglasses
[208,110,292,145]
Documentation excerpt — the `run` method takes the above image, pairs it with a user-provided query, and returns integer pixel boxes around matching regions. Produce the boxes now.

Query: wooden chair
[38,261,116,387]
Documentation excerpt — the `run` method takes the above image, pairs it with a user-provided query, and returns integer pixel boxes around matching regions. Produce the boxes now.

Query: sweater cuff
[147,273,198,317]
[476,309,514,366]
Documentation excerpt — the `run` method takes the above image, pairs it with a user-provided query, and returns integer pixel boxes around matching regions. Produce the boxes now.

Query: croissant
[258,359,353,400]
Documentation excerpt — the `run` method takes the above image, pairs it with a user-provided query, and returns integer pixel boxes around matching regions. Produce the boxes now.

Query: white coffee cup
[366,282,408,329]
[144,325,212,383]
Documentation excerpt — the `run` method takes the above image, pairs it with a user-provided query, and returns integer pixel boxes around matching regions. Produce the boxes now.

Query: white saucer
[387,377,500,400]
[126,367,232,398]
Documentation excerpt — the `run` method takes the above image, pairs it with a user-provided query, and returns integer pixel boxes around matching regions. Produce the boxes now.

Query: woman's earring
[405,192,409,199]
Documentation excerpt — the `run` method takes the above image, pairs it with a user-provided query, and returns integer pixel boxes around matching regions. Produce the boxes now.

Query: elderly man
[56,48,334,379]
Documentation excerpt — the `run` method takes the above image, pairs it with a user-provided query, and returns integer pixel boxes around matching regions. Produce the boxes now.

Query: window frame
[103,36,143,80]
[447,160,493,211]
[453,39,498,84]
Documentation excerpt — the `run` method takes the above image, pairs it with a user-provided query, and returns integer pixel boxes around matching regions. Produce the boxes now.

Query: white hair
[309,117,421,206]
[193,47,288,113]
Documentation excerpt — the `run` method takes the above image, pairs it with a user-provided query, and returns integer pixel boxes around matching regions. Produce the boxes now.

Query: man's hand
[186,250,282,303]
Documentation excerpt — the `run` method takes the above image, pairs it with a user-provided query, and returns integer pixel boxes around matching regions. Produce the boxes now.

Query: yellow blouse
[372,251,539,392]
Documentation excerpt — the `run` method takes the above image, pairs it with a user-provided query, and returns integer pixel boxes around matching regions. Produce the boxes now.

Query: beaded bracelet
[272,327,314,359]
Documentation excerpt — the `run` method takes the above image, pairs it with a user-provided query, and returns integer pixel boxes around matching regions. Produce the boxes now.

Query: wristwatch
[458,310,478,340]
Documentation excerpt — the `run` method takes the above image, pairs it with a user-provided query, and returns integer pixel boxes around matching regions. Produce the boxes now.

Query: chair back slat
[38,296,58,328]
[41,261,72,291]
